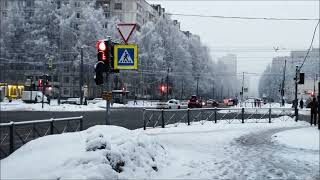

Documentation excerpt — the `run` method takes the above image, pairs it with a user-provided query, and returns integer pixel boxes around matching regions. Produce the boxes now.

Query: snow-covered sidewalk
[273,127,319,151]
[1,117,319,179]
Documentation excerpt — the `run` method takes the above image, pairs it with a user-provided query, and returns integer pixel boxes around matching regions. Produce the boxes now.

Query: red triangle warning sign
[117,23,136,44]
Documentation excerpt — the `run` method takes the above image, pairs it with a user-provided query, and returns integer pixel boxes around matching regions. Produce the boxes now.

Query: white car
[167,99,181,109]
[156,99,181,109]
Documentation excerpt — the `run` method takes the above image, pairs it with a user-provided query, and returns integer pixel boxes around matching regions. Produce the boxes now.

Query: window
[75,1,80,7]
[64,77,69,83]
[76,12,80,19]
[63,89,69,95]
[2,11,7,17]
[103,22,108,29]
[57,1,61,9]
[114,3,122,10]
[53,75,58,82]
[104,13,110,18]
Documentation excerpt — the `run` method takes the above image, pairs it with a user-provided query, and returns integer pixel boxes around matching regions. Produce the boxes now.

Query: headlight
[202,102,205,105]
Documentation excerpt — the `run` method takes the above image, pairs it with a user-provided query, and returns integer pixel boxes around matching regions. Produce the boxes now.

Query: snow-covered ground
[1,117,319,179]
[0,99,157,111]
[273,127,319,150]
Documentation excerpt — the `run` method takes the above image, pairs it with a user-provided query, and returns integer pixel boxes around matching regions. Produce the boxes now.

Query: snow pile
[1,126,167,179]
[273,127,319,150]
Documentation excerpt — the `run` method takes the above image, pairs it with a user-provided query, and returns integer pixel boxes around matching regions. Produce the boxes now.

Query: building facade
[0,0,168,99]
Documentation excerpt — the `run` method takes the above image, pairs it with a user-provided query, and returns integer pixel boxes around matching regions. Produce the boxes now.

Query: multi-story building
[218,54,237,76]
[0,0,168,99]
[270,48,320,100]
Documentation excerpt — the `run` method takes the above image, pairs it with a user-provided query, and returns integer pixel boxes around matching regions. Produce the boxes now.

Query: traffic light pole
[318,81,319,129]
[294,65,298,122]
[105,39,112,125]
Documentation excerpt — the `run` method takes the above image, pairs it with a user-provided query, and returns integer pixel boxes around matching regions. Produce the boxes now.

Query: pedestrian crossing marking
[119,49,133,64]
[114,44,138,70]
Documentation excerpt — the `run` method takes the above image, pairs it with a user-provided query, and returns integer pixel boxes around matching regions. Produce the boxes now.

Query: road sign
[114,44,138,70]
[102,91,112,101]
[117,23,136,44]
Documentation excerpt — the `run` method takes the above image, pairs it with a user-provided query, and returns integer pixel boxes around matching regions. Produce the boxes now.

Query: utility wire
[298,20,320,71]
[167,13,319,21]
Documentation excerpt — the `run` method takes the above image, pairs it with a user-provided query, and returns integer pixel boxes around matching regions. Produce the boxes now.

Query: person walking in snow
[310,97,318,125]
[299,99,304,109]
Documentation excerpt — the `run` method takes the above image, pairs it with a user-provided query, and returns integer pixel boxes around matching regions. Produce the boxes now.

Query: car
[156,99,181,109]
[206,99,214,105]
[188,95,202,108]
[166,99,181,109]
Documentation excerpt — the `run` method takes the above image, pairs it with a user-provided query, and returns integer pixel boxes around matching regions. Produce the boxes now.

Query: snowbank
[0,99,157,111]
[1,126,167,179]
[273,127,319,150]
[1,117,318,179]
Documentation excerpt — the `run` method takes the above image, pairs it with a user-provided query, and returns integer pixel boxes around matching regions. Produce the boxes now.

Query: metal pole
[318,80,320,130]
[161,109,165,128]
[79,47,83,105]
[105,39,111,125]
[9,122,14,153]
[268,108,271,123]
[241,72,244,105]
[41,75,46,109]
[143,109,146,130]
[241,108,245,123]
[294,65,299,122]
[281,59,286,106]
[187,108,190,125]
[166,67,169,100]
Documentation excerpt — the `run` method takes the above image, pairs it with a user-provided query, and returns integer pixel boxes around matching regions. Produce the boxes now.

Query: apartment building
[0,0,168,98]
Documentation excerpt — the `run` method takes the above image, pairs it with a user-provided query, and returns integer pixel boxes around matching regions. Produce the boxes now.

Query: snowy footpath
[1,117,319,179]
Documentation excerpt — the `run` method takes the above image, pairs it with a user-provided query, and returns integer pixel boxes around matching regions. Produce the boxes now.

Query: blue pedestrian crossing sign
[114,44,138,70]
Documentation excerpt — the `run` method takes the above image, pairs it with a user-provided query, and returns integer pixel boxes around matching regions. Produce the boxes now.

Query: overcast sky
[148,0,319,96]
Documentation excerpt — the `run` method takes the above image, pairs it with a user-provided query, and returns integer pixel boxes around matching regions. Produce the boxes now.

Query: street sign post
[102,91,113,101]
[117,23,136,44]
[114,44,138,70]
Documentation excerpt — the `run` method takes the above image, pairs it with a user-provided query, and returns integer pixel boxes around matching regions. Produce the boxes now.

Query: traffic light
[96,40,107,61]
[298,73,304,84]
[94,61,105,85]
[160,84,165,93]
[311,91,315,97]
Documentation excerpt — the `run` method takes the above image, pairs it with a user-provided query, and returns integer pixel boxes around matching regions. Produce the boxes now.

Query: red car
[188,95,202,108]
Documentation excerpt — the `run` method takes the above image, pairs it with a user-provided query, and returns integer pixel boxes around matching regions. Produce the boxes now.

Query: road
[0,108,144,130]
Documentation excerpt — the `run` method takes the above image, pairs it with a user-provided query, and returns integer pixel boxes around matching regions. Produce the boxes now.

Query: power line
[298,20,320,71]
[167,13,319,21]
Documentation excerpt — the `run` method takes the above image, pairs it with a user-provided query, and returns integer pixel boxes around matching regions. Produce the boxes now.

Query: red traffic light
[96,40,106,51]
[311,91,315,97]
[160,85,165,92]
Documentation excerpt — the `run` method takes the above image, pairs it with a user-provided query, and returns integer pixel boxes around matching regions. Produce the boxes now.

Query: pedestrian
[299,99,304,109]
[254,99,257,107]
[310,97,318,126]
[134,96,137,105]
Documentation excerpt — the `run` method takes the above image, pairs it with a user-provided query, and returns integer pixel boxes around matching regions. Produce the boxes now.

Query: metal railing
[0,116,83,159]
[143,108,295,130]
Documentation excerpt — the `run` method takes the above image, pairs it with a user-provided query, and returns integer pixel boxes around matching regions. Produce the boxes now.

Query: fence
[143,108,295,130]
[0,116,83,159]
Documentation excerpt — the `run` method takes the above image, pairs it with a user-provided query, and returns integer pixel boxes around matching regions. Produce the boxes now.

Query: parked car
[188,95,202,108]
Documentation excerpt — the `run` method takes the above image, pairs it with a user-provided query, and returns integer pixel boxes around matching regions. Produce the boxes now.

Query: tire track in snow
[224,126,320,180]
